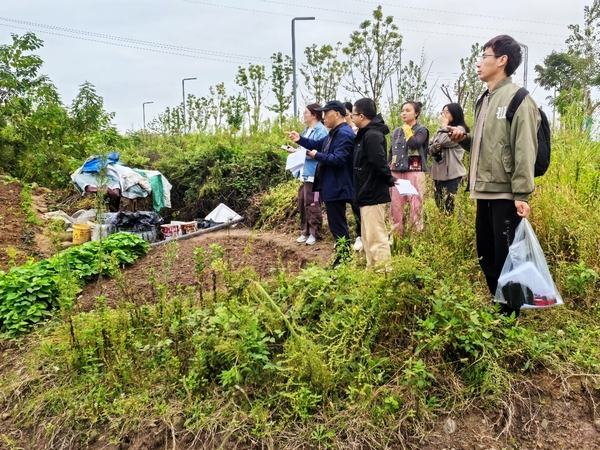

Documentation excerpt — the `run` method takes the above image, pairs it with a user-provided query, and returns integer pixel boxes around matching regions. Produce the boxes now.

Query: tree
[564,0,600,115]
[267,52,293,126]
[235,64,267,131]
[0,32,67,185]
[398,59,427,104]
[388,52,429,125]
[207,82,227,129]
[188,95,213,133]
[440,43,484,114]
[343,6,402,105]
[534,51,582,116]
[223,93,248,132]
[300,43,347,105]
[0,32,58,105]
[148,103,189,135]
[70,81,114,134]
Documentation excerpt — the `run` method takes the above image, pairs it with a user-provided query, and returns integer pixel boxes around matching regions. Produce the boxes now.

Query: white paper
[395,179,419,196]
[285,150,306,173]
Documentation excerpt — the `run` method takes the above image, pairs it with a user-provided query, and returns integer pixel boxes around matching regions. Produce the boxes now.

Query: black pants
[324,200,351,241]
[350,201,361,238]
[475,199,522,317]
[434,177,461,213]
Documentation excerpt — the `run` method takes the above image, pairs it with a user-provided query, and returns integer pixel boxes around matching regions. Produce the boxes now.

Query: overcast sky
[1,0,591,131]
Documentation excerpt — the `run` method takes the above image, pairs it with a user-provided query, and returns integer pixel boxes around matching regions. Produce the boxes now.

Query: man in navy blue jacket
[286,100,356,263]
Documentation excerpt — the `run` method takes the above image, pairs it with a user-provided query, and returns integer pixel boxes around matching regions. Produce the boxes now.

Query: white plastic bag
[495,218,563,309]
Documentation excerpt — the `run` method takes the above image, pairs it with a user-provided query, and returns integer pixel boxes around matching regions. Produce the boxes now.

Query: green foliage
[0,32,55,102]
[251,178,300,230]
[267,52,293,126]
[20,182,40,224]
[441,43,485,114]
[536,1,600,117]
[0,33,120,187]
[300,43,347,106]
[0,260,59,336]
[235,64,267,132]
[126,131,289,220]
[343,6,403,105]
[0,232,148,337]
[4,9,600,447]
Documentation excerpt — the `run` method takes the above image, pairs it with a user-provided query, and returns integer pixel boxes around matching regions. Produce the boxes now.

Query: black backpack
[506,87,551,177]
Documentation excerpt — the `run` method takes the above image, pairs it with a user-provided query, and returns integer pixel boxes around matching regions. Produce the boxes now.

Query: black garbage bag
[114,211,163,231]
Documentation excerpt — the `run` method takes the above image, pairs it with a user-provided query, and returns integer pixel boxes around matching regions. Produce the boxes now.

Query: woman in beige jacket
[429,103,469,213]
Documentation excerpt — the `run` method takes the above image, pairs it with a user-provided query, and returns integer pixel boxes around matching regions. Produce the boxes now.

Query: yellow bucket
[72,223,91,244]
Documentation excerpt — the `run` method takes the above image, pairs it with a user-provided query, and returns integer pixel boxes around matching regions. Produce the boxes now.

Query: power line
[184,1,564,47]
[183,0,357,25]
[0,16,270,63]
[256,0,568,38]
[0,22,261,64]
[347,0,568,27]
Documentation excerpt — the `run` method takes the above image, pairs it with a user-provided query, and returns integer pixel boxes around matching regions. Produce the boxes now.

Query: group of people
[285,96,470,268]
[286,34,539,317]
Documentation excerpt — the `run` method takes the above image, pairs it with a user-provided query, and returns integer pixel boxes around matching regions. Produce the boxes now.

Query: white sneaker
[353,236,363,251]
[296,235,308,243]
[306,234,317,245]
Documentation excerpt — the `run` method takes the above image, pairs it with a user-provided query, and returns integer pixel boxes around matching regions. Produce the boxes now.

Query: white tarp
[205,203,242,222]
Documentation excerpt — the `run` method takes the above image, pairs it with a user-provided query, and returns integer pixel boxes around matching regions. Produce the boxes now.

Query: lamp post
[142,101,153,131]
[519,43,529,89]
[291,17,315,118]
[181,77,197,132]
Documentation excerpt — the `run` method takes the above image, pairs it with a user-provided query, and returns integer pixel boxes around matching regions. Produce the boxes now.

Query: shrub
[0,232,149,336]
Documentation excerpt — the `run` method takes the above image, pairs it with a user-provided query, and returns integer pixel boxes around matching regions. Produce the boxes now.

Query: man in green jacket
[449,35,540,317]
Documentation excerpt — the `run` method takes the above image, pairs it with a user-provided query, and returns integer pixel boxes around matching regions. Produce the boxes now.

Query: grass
[0,109,599,448]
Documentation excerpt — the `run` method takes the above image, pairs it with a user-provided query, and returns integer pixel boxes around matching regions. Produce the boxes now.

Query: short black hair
[484,35,522,76]
[344,101,353,113]
[353,98,377,120]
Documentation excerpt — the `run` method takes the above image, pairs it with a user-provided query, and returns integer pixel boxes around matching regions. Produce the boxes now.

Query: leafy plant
[0,232,149,336]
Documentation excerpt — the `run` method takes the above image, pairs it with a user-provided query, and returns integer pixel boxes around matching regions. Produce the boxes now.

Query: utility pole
[291,17,315,118]
[182,77,197,133]
[142,101,153,131]
[519,43,529,89]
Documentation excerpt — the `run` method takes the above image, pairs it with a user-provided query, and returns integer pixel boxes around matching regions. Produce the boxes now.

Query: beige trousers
[360,203,392,268]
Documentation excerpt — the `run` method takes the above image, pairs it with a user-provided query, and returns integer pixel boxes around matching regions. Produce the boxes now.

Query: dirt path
[0,179,53,271]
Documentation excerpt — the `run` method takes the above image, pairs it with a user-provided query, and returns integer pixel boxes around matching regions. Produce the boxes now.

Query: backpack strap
[506,87,529,124]
[475,90,489,111]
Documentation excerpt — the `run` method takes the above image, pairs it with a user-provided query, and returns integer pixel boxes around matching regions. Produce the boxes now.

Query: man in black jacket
[352,98,398,268]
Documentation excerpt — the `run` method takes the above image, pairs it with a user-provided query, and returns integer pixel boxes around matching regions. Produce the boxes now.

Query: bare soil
[0,181,599,449]
[0,178,53,272]
[76,226,334,313]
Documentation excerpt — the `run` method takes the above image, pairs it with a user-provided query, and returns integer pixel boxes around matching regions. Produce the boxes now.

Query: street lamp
[519,43,529,89]
[291,16,315,118]
[142,101,154,131]
[181,77,197,132]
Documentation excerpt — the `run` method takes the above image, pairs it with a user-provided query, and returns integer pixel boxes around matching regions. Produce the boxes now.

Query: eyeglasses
[350,113,363,119]
[480,53,501,60]
[440,110,449,115]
